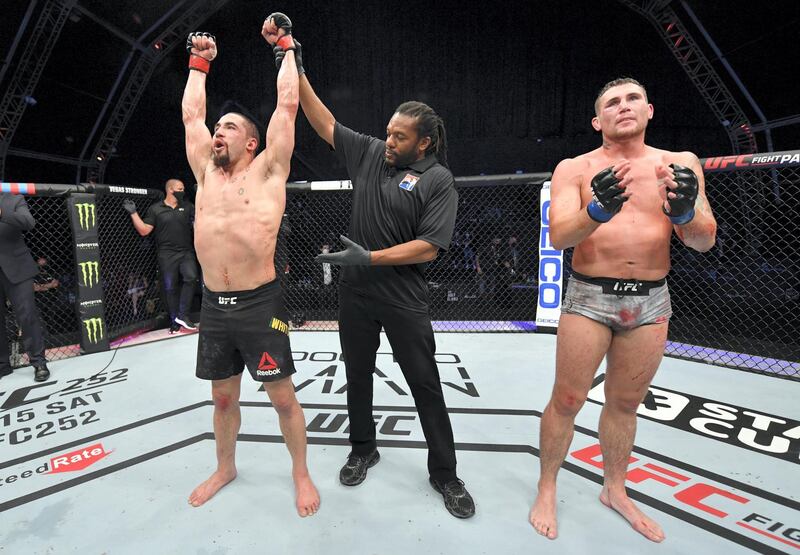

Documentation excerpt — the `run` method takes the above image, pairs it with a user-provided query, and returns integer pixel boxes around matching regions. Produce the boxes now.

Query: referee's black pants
[0,269,46,371]
[338,285,457,482]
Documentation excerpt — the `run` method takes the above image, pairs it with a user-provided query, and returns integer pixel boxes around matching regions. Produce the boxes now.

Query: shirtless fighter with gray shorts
[529,77,717,542]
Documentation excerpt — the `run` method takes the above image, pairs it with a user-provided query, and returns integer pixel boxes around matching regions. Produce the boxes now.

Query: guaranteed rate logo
[45,443,112,474]
[78,260,100,288]
[83,318,105,344]
[75,202,96,230]
[0,443,113,488]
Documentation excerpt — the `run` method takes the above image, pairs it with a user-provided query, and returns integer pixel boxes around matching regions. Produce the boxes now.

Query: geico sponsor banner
[701,150,800,172]
[588,375,800,463]
[67,193,109,354]
[536,181,562,330]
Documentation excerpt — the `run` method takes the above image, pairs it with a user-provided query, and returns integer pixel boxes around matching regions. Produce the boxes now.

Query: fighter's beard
[211,151,230,167]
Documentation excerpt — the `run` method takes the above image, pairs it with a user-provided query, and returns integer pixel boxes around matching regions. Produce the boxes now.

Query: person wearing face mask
[123,178,199,332]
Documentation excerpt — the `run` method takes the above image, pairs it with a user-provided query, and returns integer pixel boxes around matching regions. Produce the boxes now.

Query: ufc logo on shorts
[613,282,640,292]
[218,296,238,305]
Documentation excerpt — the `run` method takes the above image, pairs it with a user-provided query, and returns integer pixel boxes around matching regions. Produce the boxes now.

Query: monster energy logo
[83,318,104,344]
[75,202,96,230]
[79,261,100,288]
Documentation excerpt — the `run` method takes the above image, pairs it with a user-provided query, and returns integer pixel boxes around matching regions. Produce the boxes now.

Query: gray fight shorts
[560,271,672,331]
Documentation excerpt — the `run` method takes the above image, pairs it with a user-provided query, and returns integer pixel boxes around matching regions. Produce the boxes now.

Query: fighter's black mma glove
[267,12,295,51]
[586,167,628,223]
[664,163,698,225]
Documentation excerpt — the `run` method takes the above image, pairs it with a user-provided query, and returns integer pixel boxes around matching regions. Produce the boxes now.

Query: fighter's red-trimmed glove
[264,12,295,51]
[186,32,217,74]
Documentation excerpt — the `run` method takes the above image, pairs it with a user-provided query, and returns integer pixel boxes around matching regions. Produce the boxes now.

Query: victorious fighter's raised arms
[180,15,319,518]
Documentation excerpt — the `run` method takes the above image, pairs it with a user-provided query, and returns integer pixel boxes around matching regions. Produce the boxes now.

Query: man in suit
[0,193,50,381]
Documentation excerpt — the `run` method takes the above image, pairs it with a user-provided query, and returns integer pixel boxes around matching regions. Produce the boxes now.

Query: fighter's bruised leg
[189,373,242,506]
[530,313,611,539]
[598,322,667,542]
[263,377,320,517]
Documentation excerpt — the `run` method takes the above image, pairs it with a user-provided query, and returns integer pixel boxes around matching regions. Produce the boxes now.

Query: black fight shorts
[196,280,295,382]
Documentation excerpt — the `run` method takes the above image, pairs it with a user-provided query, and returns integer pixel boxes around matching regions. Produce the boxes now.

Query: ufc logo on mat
[218,296,237,305]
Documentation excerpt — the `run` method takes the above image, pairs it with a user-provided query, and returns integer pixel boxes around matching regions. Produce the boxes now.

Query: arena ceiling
[1,0,798,186]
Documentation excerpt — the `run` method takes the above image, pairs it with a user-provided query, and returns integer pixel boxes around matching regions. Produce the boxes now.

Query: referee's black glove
[314,235,370,266]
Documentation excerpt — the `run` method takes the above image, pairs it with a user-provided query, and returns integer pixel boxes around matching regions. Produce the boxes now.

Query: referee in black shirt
[286,41,474,518]
[123,179,199,333]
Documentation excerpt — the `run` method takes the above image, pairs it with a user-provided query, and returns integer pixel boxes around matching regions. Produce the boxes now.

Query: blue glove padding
[664,163,698,225]
[586,166,628,223]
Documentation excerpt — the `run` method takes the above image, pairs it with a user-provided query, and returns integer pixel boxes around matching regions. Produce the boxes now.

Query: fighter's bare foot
[529,487,558,539]
[294,473,320,517]
[600,487,665,542]
[188,468,237,507]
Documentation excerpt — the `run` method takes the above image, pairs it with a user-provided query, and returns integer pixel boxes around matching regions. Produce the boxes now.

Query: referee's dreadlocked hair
[395,101,449,168]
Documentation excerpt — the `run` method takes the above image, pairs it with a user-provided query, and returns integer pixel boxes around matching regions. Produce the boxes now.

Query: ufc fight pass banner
[67,193,109,353]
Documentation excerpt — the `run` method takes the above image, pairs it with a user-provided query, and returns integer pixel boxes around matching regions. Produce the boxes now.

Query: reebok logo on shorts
[257,352,281,376]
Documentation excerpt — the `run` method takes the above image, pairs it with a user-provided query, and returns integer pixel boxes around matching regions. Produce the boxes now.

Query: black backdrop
[8,0,798,185]
[122,0,732,185]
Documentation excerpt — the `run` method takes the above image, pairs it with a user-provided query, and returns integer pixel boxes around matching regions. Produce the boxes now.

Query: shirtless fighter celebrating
[181,14,319,516]
[529,78,716,542]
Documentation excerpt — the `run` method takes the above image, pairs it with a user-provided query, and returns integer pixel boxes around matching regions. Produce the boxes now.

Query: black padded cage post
[4,183,165,367]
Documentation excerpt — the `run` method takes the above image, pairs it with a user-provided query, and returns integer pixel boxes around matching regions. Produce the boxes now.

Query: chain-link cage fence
[5,187,166,368]
[663,160,800,378]
[95,193,166,338]
[281,175,548,331]
[5,154,798,381]
[4,194,79,366]
[282,157,799,380]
